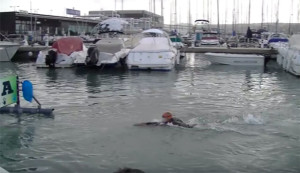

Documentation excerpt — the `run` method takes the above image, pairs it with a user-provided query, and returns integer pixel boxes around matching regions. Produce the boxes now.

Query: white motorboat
[0,41,20,62]
[36,37,87,68]
[268,33,289,49]
[85,38,130,67]
[204,53,265,66]
[84,18,131,67]
[200,32,220,46]
[127,29,179,70]
[277,34,300,76]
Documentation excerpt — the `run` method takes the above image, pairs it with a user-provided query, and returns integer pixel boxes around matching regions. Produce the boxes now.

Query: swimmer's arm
[174,122,196,128]
[133,122,162,126]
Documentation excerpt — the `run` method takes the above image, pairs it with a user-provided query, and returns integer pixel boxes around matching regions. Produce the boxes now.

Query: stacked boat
[277,34,300,76]
[126,29,180,70]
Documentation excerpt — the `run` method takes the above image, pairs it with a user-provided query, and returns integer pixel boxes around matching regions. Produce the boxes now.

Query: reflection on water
[0,54,300,172]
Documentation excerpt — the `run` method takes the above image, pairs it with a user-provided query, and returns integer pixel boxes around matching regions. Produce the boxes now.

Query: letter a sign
[0,76,17,108]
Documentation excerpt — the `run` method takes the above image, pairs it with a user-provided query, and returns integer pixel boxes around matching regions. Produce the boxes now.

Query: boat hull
[35,50,78,68]
[0,44,20,62]
[127,51,176,71]
[204,53,265,66]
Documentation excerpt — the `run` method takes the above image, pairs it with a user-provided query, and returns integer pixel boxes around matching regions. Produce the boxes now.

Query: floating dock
[181,47,278,57]
[14,45,278,62]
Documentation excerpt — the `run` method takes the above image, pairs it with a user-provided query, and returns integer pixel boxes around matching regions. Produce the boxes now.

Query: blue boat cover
[268,38,289,43]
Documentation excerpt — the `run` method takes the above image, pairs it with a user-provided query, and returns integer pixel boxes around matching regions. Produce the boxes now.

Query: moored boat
[127,29,179,70]
[36,37,87,68]
[0,41,20,62]
[84,18,131,68]
[268,33,289,49]
[277,34,300,76]
[204,53,265,66]
[200,32,220,46]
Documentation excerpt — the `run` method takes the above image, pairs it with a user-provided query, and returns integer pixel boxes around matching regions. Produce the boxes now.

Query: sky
[1,0,300,24]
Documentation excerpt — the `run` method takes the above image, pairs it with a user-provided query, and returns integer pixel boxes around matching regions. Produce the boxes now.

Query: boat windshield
[269,34,287,39]
[203,33,218,39]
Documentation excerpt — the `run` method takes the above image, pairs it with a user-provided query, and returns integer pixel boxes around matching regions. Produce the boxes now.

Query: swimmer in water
[134,112,195,128]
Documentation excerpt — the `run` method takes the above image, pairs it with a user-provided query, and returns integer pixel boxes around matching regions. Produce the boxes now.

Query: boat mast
[207,0,209,22]
[225,0,227,34]
[298,0,300,23]
[261,0,264,28]
[266,0,269,30]
[217,0,220,35]
[203,0,205,19]
[175,0,177,30]
[248,0,251,25]
[188,0,191,34]
[232,0,235,33]
[275,0,279,33]
[169,1,172,30]
[153,0,156,14]
[288,0,294,34]
[161,0,163,16]
[122,0,124,10]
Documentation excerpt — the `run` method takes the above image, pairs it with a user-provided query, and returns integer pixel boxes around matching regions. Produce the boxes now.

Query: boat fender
[86,48,99,65]
[45,50,57,68]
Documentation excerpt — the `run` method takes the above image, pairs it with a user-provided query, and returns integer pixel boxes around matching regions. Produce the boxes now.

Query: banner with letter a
[0,75,17,108]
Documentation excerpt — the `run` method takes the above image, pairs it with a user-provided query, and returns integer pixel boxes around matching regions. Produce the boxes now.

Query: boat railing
[0,32,12,42]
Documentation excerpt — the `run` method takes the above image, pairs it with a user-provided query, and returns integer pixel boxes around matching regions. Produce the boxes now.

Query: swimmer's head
[162,112,173,122]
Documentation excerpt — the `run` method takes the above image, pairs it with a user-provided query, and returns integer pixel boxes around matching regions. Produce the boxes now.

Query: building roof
[1,11,100,24]
[89,10,162,18]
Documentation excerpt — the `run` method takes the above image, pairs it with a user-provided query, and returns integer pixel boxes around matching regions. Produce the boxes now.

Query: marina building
[0,10,164,37]
[0,11,99,36]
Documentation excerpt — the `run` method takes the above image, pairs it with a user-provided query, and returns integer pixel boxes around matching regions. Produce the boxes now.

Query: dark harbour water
[0,53,300,173]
